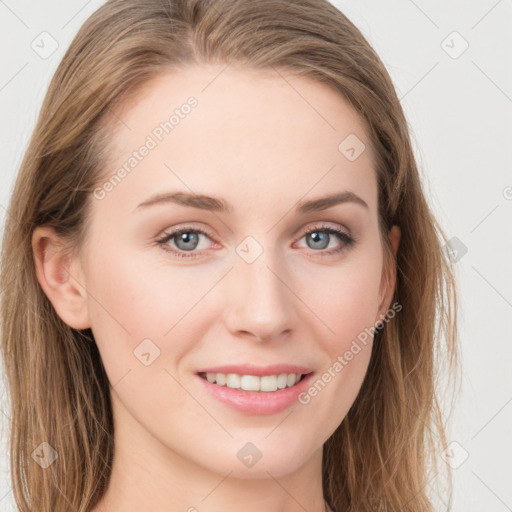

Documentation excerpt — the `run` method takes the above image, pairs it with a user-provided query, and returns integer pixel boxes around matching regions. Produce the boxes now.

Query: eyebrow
[134,190,369,214]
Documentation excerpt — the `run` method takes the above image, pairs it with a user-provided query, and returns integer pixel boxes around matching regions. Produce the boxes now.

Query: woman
[0,1,458,511]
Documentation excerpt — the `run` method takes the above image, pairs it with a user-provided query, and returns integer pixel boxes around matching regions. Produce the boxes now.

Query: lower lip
[196,373,314,415]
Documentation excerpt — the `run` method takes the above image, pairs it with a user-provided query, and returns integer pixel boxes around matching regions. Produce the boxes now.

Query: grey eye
[174,231,202,251]
[306,231,330,250]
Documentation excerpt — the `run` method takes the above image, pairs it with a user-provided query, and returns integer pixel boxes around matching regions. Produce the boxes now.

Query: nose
[221,250,297,342]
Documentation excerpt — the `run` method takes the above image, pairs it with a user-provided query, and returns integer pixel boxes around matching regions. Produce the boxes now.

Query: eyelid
[157,222,218,242]
[293,220,349,238]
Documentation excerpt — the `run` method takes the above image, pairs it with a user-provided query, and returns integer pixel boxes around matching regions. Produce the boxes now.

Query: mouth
[195,364,315,414]
[197,371,309,392]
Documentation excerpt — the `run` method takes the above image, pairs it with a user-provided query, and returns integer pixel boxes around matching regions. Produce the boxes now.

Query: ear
[376,225,401,324]
[32,226,91,330]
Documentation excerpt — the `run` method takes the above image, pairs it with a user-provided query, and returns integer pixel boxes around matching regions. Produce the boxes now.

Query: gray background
[1,1,511,510]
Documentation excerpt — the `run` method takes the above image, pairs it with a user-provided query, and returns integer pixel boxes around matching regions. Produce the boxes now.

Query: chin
[201,436,317,479]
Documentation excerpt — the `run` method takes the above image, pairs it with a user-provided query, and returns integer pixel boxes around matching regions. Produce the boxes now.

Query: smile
[195,366,315,415]
[198,372,307,392]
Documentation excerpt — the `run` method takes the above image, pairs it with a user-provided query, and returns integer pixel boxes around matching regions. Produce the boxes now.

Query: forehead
[98,64,378,216]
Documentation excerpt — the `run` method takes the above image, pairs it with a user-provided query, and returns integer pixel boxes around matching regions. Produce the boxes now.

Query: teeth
[276,374,288,389]
[226,373,241,389]
[203,372,303,392]
[260,375,277,392]
[241,375,260,391]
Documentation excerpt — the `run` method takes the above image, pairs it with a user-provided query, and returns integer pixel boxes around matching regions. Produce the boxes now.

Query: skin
[33,64,400,512]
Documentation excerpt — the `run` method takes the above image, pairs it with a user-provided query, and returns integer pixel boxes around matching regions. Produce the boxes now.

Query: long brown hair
[0,1,458,510]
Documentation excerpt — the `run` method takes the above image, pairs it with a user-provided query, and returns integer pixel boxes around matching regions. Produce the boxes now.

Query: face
[39,64,399,479]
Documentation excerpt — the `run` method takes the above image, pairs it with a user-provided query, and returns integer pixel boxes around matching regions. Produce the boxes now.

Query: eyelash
[155,224,356,259]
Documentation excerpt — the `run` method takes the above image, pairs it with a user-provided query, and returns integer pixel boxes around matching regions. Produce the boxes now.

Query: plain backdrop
[0,1,511,511]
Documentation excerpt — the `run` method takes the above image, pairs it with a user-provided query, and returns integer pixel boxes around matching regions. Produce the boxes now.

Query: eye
[156,223,356,259]
[156,226,215,259]
[295,224,355,256]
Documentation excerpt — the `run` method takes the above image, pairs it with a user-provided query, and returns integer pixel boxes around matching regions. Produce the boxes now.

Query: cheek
[294,274,380,438]
[84,234,237,403]
[291,252,382,421]
[297,339,373,445]
[83,239,201,377]
[294,251,383,350]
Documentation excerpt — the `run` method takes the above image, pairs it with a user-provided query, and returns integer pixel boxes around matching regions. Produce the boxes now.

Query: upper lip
[196,364,314,377]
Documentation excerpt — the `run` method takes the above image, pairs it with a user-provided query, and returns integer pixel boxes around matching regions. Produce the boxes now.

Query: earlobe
[32,226,91,330]
[376,225,401,322]
[389,225,401,258]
